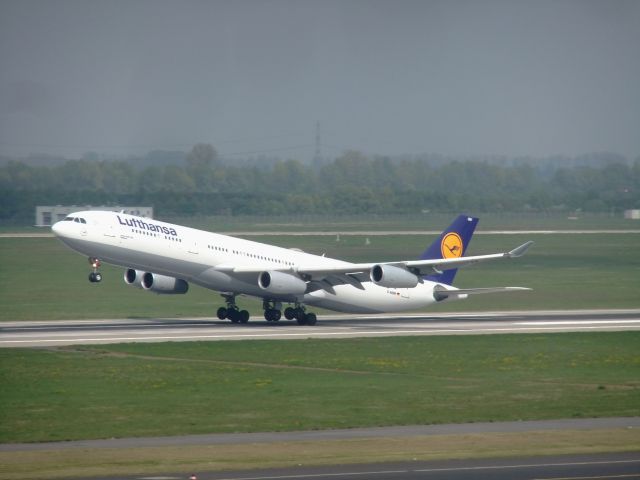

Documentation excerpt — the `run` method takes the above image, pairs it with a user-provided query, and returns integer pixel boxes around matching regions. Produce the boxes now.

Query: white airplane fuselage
[53,211,454,314]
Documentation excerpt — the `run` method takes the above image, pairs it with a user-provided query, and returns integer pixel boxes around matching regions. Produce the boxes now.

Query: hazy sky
[1,0,639,160]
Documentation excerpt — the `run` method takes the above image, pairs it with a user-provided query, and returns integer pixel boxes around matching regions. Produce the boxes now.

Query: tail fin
[421,215,479,285]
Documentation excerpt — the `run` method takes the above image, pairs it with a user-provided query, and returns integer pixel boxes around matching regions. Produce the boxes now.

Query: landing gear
[263,300,282,322]
[288,304,317,326]
[88,257,102,283]
[217,294,249,324]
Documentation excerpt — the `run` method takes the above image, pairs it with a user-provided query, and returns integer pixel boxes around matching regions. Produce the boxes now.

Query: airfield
[1,222,639,479]
[1,309,640,347]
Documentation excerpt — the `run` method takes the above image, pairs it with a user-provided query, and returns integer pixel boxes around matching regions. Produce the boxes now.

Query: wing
[216,241,534,290]
[295,241,534,278]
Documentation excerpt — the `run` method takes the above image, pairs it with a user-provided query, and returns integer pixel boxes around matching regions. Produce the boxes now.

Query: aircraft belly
[305,283,436,314]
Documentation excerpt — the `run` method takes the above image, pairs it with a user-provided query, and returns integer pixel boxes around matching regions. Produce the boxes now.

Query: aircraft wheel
[265,309,281,322]
[306,313,317,326]
[296,313,307,326]
[94,273,102,282]
[239,310,250,324]
[88,272,96,282]
[284,307,295,320]
[227,309,240,323]
[217,307,227,320]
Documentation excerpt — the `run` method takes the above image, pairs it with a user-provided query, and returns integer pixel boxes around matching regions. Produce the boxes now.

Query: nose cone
[51,221,65,237]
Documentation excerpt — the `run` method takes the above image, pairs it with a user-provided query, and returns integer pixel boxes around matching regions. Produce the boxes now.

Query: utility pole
[313,121,322,168]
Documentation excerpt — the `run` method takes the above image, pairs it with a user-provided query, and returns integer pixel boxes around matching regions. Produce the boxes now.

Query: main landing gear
[217,294,250,324]
[263,300,281,322]
[88,257,102,283]
[265,301,317,325]
[284,304,317,326]
[215,295,317,326]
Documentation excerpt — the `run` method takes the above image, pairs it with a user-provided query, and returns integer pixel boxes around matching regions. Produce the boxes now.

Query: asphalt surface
[129,452,640,480]
[3,419,639,479]
[2,309,639,347]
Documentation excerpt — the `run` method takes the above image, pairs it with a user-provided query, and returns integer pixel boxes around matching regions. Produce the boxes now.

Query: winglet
[507,241,534,258]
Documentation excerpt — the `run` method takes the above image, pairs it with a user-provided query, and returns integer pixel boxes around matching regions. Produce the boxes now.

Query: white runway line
[516,320,640,325]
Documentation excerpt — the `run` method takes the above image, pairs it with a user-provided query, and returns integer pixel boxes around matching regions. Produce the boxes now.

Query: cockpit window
[64,216,74,221]
[74,218,80,223]
[79,218,86,224]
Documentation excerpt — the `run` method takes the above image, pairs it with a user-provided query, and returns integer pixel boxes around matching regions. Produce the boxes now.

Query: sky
[1,0,639,161]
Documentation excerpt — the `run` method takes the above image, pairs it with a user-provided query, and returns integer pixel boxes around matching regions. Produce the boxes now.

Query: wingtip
[507,240,534,258]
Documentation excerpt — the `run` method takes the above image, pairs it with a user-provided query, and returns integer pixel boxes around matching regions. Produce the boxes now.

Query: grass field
[1,219,639,478]
[0,230,638,321]
[1,332,639,444]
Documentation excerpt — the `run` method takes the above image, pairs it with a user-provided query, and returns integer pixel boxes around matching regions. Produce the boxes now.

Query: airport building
[624,209,640,220]
[35,205,153,226]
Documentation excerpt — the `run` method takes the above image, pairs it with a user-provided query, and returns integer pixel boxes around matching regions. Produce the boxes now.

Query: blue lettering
[116,215,178,236]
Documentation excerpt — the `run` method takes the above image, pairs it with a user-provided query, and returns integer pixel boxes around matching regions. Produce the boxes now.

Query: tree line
[1,145,638,224]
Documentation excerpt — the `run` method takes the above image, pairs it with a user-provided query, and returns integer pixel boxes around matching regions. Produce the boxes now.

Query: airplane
[51,212,533,325]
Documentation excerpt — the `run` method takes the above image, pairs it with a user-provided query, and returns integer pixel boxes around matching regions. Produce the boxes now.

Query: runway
[126,453,640,480]
[1,309,639,347]
[2,418,639,479]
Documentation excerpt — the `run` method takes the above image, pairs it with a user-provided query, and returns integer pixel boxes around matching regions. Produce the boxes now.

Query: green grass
[1,332,639,443]
[0,231,638,321]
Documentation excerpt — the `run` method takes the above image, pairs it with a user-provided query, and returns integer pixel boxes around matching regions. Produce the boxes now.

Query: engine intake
[124,268,144,288]
[370,264,419,288]
[258,271,307,295]
[141,272,189,294]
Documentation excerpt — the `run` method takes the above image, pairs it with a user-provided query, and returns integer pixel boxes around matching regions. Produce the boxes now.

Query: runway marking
[535,475,640,480]
[517,320,640,325]
[211,470,407,480]
[3,324,640,345]
[413,459,640,473]
[211,459,640,480]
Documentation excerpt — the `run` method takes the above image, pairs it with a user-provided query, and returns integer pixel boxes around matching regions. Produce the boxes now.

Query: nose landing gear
[88,257,102,283]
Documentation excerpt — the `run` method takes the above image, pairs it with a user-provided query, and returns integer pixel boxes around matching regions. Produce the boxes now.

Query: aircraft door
[188,241,199,255]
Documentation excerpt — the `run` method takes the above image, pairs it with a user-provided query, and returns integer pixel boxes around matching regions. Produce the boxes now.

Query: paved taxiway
[96,452,640,480]
[1,309,639,347]
[3,419,639,479]
[3,419,639,480]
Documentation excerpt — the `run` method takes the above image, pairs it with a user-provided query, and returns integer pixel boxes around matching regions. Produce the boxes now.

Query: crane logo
[441,232,463,259]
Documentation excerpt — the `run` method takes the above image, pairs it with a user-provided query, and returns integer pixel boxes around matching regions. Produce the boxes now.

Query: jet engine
[141,272,189,294]
[258,271,307,295]
[124,268,144,288]
[370,264,419,288]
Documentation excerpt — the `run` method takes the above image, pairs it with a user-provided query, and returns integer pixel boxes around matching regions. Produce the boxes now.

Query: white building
[35,206,153,226]
[624,209,640,220]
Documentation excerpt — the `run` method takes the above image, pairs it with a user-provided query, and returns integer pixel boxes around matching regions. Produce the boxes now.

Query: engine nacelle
[258,271,307,295]
[124,268,144,288]
[141,272,189,294]
[370,264,419,288]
